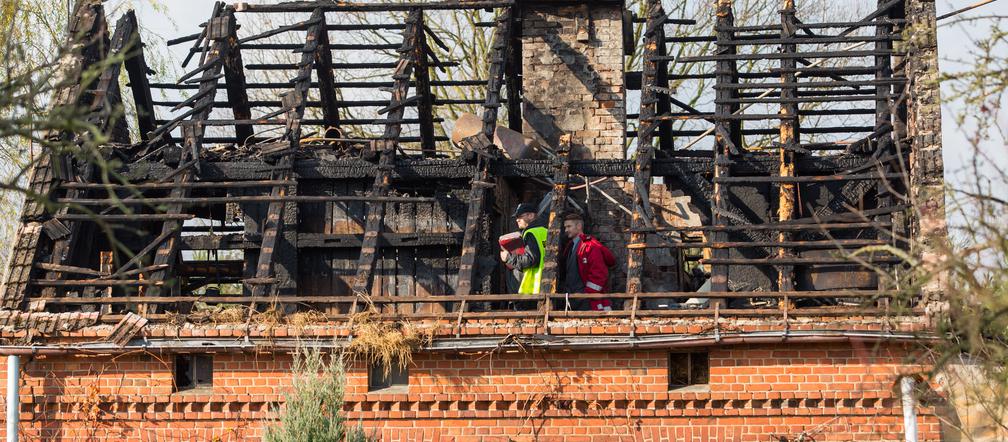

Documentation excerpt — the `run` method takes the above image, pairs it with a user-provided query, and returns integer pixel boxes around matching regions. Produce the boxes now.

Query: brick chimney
[520,0,626,160]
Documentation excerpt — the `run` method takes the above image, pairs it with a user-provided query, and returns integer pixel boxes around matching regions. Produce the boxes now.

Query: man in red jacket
[559,212,616,311]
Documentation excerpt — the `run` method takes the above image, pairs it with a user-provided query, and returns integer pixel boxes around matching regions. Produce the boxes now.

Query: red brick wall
[0,343,942,441]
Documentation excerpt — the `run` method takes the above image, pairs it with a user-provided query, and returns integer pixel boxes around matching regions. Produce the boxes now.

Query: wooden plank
[399,200,416,312]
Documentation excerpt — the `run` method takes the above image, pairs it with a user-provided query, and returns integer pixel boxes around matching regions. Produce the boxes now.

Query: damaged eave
[0,330,938,356]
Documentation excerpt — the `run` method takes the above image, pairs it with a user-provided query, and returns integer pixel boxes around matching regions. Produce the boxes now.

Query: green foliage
[263,347,373,442]
[0,0,173,269]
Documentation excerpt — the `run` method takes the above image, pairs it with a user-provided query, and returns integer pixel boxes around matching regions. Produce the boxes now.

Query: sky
[122,0,1008,203]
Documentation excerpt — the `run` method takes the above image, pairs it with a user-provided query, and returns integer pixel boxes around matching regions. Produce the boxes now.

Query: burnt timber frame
[455,7,513,300]
[1,0,922,327]
[350,9,423,309]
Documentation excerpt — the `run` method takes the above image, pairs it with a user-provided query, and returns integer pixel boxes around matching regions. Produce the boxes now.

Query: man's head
[563,211,584,239]
[512,203,538,229]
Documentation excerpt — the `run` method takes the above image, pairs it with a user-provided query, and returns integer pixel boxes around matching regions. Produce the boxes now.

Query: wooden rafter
[145,5,232,301]
[121,10,158,142]
[654,17,673,152]
[505,11,522,131]
[456,7,512,298]
[248,8,326,303]
[414,13,437,156]
[37,1,115,301]
[480,8,512,140]
[220,12,253,143]
[350,9,422,302]
[314,12,342,139]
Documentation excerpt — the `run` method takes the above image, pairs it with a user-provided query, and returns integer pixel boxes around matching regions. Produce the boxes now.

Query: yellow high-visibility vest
[518,227,547,295]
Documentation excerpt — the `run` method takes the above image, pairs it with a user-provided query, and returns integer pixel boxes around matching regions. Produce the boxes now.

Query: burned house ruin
[0,0,948,440]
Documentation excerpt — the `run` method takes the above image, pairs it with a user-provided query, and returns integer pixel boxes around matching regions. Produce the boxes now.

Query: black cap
[512,203,538,218]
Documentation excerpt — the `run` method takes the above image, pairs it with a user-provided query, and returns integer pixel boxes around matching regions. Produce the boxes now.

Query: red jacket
[562,234,616,293]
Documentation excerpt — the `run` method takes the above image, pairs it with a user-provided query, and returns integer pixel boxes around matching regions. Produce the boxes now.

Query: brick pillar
[518,1,692,293]
[905,0,948,311]
[520,1,625,160]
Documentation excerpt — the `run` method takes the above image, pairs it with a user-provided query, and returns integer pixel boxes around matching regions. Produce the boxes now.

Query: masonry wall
[520,2,626,160]
[517,2,692,292]
[1,343,944,441]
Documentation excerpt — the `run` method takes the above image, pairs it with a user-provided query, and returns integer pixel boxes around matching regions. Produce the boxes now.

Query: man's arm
[582,244,610,293]
[506,232,541,271]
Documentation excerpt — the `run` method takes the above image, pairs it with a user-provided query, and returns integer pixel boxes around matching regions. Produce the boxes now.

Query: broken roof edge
[233,0,514,13]
[0,329,936,356]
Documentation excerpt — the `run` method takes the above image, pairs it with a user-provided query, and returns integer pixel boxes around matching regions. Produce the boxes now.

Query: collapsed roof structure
[0,0,949,440]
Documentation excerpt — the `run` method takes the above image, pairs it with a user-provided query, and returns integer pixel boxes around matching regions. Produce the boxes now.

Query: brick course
[1,343,942,441]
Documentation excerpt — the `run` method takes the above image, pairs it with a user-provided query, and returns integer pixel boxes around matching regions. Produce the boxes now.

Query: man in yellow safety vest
[500,203,547,304]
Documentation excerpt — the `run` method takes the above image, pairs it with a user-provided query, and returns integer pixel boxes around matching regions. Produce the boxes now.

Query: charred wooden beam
[149,79,486,90]
[674,49,897,63]
[109,155,879,184]
[143,126,201,304]
[234,1,514,13]
[218,11,254,143]
[714,172,904,184]
[481,8,513,140]
[245,61,459,70]
[652,13,673,152]
[62,195,434,206]
[121,10,158,142]
[505,12,522,131]
[313,13,342,139]
[249,8,328,303]
[61,180,294,190]
[717,18,905,33]
[627,0,663,297]
[146,6,233,303]
[414,12,437,156]
[710,0,740,293]
[180,232,463,250]
[538,136,571,296]
[642,221,893,233]
[777,0,800,293]
[454,139,495,300]
[457,8,512,300]
[351,9,422,302]
[869,0,901,290]
[702,256,903,266]
[38,1,118,301]
[637,238,886,250]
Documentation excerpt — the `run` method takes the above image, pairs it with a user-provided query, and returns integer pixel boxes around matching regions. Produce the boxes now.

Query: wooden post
[777,0,799,295]
[710,0,740,303]
[538,135,571,299]
[626,0,663,297]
